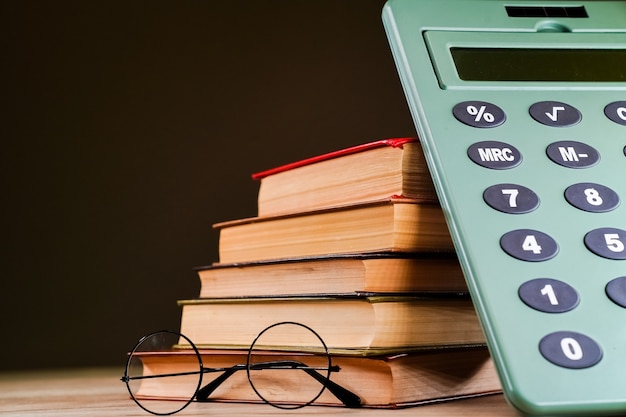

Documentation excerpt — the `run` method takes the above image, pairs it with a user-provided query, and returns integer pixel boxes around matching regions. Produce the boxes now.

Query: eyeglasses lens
[125,331,202,415]
[246,322,332,409]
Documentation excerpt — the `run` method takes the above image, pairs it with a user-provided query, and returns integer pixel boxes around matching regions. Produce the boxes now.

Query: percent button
[453,101,506,128]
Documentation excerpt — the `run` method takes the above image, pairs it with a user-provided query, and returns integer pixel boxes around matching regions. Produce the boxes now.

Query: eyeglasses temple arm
[299,366,362,408]
[261,360,361,408]
[195,365,246,402]
[194,361,361,408]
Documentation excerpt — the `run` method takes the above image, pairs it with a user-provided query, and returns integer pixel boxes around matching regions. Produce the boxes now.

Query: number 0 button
[584,228,626,260]
[519,278,579,313]
[500,229,559,262]
[539,331,602,369]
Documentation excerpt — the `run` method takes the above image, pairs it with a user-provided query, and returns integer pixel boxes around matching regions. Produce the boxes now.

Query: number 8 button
[564,182,620,213]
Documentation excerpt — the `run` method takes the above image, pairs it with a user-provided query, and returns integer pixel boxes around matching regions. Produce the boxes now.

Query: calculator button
[606,277,626,308]
[483,184,539,214]
[546,141,600,168]
[539,331,602,369]
[604,101,626,126]
[453,101,506,128]
[529,101,581,127]
[584,228,626,260]
[500,229,559,262]
[467,141,521,169]
[518,278,579,313]
[564,183,620,213]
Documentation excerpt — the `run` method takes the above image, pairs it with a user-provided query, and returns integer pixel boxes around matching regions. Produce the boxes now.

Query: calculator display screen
[451,48,626,82]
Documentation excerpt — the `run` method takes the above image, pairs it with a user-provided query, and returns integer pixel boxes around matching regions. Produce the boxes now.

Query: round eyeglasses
[121,321,361,415]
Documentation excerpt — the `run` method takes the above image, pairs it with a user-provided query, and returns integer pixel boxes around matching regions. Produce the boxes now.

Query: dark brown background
[2,0,416,370]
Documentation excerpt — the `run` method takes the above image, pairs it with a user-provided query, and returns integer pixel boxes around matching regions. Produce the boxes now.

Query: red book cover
[252,137,416,180]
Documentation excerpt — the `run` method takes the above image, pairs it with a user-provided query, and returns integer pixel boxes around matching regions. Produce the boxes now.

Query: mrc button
[468,141,522,169]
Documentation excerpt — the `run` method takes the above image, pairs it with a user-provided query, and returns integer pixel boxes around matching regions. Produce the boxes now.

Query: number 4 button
[501,229,559,262]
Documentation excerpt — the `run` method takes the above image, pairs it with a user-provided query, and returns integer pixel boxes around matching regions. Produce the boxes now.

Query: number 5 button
[501,229,559,261]
[584,228,626,260]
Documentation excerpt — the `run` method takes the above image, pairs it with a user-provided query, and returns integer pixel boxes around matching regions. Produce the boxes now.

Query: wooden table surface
[0,367,518,416]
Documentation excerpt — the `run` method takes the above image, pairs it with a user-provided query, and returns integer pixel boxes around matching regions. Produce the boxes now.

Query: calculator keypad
[459,99,626,370]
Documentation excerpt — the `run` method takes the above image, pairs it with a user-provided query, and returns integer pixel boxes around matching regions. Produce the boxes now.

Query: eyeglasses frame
[121,321,362,415]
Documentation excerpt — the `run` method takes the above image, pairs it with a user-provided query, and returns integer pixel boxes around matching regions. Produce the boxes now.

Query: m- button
[467,141,522,169]
[546,141,600,168]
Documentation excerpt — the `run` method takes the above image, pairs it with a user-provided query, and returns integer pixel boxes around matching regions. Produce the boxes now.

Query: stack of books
[139,138,501,407]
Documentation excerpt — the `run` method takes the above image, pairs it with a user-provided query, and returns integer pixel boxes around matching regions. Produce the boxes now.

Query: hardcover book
[214,198,452,264]
[253,137,437,217]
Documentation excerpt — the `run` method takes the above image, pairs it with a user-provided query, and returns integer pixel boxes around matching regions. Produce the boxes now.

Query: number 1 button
[519,278,579,313]
[501,229,559,261]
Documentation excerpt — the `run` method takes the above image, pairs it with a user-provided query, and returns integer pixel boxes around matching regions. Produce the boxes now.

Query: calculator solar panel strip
[382,1,626,416]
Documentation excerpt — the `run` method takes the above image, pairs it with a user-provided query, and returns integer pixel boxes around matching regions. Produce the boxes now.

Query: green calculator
[382,1,626,415]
